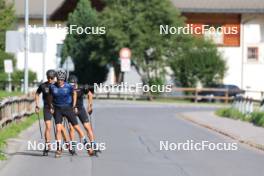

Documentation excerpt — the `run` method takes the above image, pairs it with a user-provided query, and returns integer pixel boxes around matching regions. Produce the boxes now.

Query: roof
[7,0,264,20]
[171,0,264,13]
[6,0,104,20]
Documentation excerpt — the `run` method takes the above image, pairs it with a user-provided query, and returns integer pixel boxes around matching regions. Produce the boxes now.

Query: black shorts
[77,107,90,124]
[54,106,78,126]
[43,107,53,121]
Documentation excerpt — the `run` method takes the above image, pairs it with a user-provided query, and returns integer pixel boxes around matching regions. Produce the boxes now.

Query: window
[247,47,258,61]
[56,44,63,57]
[204,24,224,45]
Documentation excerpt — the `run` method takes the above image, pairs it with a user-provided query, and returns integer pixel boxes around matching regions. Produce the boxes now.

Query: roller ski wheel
[69,148,77,156]
[42,149,49,156]
[88,142,101,157]
[43,143,50,156]
[55,150,62,158]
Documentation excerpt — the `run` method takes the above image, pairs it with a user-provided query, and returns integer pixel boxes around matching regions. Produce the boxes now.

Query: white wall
[242,14,264,99]
[16,24,67,82]
[215,14,264,99]
[219,46,242,88]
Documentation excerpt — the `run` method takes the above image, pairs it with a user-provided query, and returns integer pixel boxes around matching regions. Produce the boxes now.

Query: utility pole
[24,0,29,94]
[42,0,47,82]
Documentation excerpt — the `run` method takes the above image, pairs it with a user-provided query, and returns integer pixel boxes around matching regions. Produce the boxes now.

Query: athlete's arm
[72,89,78,113]
[87,90,93,115]
[35,86,42,113]
[47,87,54,114]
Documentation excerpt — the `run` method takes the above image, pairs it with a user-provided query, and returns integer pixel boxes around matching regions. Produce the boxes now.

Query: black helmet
[56,68,67,80]
[46,69,56,79]
[68,75,78,84]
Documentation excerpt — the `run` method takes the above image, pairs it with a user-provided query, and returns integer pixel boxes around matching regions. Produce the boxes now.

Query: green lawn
[0,90,23,99]
[0,112,42,160]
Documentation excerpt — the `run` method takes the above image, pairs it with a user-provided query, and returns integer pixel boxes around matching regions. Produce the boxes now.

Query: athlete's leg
[55,123,63,141]
[83,122,95,142]
[63,108,85,139]
[77,108,99,155]
[43,108,53,143]
[72,124,85,139]
[43,108,53,156]
[78,108,95,141]
[44,120,52,142]
[61,124,70,142]
[68,123,75,141]
[54,108,64,157]
[67,123,76,155]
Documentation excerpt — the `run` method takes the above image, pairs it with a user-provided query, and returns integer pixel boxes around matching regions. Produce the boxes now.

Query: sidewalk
[180,111,264,151]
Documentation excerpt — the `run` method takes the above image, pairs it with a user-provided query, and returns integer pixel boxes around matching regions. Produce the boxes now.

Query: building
[7,0,102,82]
[172,0,264,98]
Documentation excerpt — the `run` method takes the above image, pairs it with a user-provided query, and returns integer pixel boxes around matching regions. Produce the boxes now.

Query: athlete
[35,69,70,156]
[48,69,89,158]
[68,75,99,156]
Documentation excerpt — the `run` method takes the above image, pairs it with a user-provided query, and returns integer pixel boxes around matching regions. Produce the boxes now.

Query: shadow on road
[4,150,56,158]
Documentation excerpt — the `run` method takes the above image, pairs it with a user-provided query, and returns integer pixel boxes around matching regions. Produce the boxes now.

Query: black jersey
[75,85,90,108]
[36,81,52,107]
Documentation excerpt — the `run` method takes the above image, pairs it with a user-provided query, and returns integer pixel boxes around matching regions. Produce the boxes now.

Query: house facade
[173,0,264,98]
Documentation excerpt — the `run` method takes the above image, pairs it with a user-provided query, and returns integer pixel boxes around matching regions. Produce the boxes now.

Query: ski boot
[87,142,101,157]
[55,141,62,158]
[83,138,94,156]
[55,150,62,158]
[91,142,102,157]
[42,142,50,156]
[68,141,77,156]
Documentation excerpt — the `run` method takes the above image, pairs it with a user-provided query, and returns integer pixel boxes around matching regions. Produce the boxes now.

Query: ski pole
[52,118,56,137]
[65,117,70,134]
[37,112,43,139]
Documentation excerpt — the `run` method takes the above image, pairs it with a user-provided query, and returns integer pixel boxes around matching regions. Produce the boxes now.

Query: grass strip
[215,108,264,127]
[0,91,23,99]
[0,112,42,160]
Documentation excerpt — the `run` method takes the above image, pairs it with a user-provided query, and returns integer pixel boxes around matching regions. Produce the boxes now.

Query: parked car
[197,84,245,102]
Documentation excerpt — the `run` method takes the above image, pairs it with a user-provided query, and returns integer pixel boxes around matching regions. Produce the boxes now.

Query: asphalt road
[1,100,264,176]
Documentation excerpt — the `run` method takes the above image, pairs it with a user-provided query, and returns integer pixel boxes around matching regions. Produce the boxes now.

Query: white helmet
[56,68,67,80]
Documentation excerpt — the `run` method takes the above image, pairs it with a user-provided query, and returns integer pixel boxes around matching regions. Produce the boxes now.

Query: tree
[11,70,37,84]
[0,0,16,82]
[97,0,186,85]
[170,37,227,87]
[64,0,226,87]
[62,0,108,84]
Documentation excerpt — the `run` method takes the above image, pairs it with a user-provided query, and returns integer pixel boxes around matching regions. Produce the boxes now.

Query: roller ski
[87,142,101,157]
[55,150,62,158]
[55,141,62,158]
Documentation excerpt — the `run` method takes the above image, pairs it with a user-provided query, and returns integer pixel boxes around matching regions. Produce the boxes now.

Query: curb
[179,113,264,152]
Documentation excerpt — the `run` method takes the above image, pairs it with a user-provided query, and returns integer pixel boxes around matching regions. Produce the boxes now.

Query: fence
[94,87,243,104]
[231,96,264,115]
[0,95,35,128]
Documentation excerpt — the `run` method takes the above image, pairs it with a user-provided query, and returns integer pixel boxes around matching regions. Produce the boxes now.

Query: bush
[148,77,165,96]
[11,70,37,83]
[251,112,264,127]
[170,38,227,87]
[215,108,245,120]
